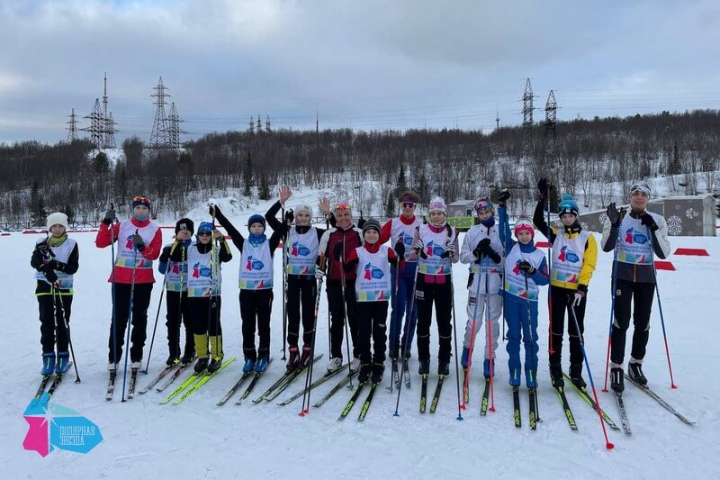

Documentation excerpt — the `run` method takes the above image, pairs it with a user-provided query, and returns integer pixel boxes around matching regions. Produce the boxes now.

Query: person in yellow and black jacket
[534,179,597,390]
[31,212,79,376]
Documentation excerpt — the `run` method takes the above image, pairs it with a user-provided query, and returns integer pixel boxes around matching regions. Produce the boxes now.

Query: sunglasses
[401,202,416,208]
[197,231,213,236]
[335,204,351,212]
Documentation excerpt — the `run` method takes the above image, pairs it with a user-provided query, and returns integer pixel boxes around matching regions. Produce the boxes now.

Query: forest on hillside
[1,109,719,228]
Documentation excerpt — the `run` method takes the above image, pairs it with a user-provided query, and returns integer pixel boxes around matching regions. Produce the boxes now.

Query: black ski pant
[286,275,317,348]
[108,283,153,364]
[327,279,359,359]
[37,287,73,353]
[166,290,194,359]
[240,289,273,361]
[357,301,388,365]
[415,275,453,364]
[189,296,223,336]
[548,286,587,367]
[611,279,655,365]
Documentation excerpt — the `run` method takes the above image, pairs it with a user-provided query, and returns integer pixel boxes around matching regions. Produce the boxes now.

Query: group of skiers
[31,180,671,396]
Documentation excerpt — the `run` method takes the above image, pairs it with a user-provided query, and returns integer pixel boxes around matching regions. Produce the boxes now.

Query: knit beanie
[46,212,69,230]
[175,218,195,234]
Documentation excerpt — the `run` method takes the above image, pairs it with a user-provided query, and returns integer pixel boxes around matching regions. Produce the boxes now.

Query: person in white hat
[601,181,671,392]
[30,212,79,376]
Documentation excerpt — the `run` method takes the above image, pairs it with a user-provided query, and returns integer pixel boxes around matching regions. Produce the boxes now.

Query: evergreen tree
[243,152,254,197]
[417,172,429,206]
[93,152,110,173]
[29,179,46,227]
[384,192,395,218]
[258,173,271,200]
[397,165,408,194]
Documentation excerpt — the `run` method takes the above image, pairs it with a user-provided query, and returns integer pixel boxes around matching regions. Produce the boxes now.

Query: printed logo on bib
[425,240,446,257]
[124,235,134,250]
[172,263,181,274]
[363,262,385,280]
[290,241,311,257]
[624,227,648,245]
[399,233,413,247]
[557,246,580,263]
[192,262,212,279]
[245,256,265,271]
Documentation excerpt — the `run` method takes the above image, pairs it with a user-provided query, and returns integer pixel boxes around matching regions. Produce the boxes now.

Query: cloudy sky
[1,0,718,144]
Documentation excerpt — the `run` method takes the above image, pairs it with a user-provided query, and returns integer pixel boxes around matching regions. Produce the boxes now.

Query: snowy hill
[1,196,719,479]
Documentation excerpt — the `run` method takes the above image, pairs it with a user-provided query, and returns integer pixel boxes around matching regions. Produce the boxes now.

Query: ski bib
[550,230,589,285]
[187,244,221,297]
[503,245,545,301]
[239,241,273,290]
[164,243,188,292]
[115,220,159,270]
[417,224,456,276]
[355,246,392,302]
[286,227,319,276]
[617,214,655,265]
[391,217,423,262]
[465,224,503,275]
[35,238,77,289]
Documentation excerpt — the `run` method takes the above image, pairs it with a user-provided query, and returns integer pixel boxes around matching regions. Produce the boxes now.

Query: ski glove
[34,241,49,256]
[606,203,626,227]
[209,204,222,218]
[315,268,325,280]
[570,284,587,307]
[497,189,511,207]
[333,242,344,261]
[537,178,550,199]
[132,233,146,251]
[44,268,59,284]
[640,212,658,231]
[440,240,455,258]
[394,241,406,258]
[285,209,294,224]
[413,239,424,252]
[48,260,66,272]
[474,238,491,258]
[517,260,536,275]
[103,208,116,226]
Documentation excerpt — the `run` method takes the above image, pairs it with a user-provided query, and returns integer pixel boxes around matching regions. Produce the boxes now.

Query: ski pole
[569,304,614,449]
[448,251,464,421]
[546,193,555,355]
[485,270,496,412]
[394,227,421,416]
[300,275,323,415]
[388,253,402,394]
[121,244,139,402]
[602,221,623,392]
[142,263,169,374]
[647,225,677,389]
[461,268,481,410]
[523,267,538,414]
[109,206,118,372]
[281,206,288,361]
[52,284,81,383]
[338,240,354,388]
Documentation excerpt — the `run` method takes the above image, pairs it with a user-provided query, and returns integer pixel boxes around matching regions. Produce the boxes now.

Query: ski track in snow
[2,194,720,479]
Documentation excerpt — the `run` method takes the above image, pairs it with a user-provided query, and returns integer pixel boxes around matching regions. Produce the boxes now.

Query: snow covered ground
[2,194,719,479]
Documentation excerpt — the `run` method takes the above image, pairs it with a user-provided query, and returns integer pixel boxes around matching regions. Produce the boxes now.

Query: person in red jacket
[95,196,162,373]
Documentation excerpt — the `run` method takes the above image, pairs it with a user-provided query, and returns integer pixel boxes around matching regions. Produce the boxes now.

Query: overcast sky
[1,0,719,145]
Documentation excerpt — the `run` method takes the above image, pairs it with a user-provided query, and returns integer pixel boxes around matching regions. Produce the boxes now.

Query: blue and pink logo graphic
[425,241,446,257]
[245,256,265,271]
[192,262,211,278]
[23,395,103,457]
[362,262,385,280]
[624,227,648,245]
[290,241,311,257]
[125,235,134,249]
[557,246,580,263]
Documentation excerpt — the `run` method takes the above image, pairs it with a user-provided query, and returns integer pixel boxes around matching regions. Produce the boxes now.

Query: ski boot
[242,358,256,373]
[610,367,625,393]
[358,364,372,383]
[195,357,210,373]
[438,361,450,376]
[286,346,299,372]
[628,361,647,385]
[56,352,70,374]
[371,363,384,384]
[483,358,495,379]
[549,362,564,388]
[418,359,430,375]
[255,355,269,373]
[569,363,586,389]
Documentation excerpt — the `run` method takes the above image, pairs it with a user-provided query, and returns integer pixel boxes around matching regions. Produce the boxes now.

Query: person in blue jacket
[497,191,549,388]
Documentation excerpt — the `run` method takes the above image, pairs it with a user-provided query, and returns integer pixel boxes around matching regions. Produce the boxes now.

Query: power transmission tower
[102,73,116,148]
[256,115,262,133]
[521,78,534,160]
[265,115,271,133]
[149,77,171,148]
[67,108,79,142]
[167,102,185,150]
[83,99,106,150]
[495,105,500,131]
[248,116,255,134]
[543,90,559,185]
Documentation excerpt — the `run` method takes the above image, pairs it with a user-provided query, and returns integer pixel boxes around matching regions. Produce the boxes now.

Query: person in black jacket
[265,186,332,371]
[31,212,79,376]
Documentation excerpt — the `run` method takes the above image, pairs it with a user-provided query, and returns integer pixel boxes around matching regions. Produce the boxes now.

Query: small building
[447,200,476,218]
